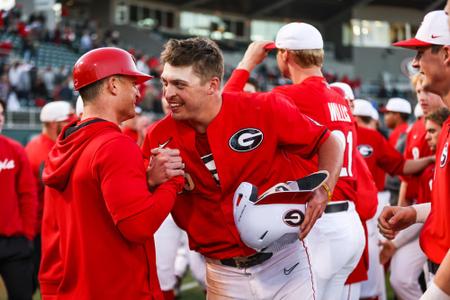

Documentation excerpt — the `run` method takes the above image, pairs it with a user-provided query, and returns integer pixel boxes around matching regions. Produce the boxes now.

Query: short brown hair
[160,37,224,83]
[79,78,107,102]
[287,48,324,68]
[426,107,450,127]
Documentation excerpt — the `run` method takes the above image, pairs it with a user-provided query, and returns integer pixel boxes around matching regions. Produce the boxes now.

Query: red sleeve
[39,188,62,296]
[93,136,183,241]
[16,144,38,240]
[141,122,158,168]
[376,132,406,176]
[268,93,330,158]
[354,152,378,221]
[223,69,249,92]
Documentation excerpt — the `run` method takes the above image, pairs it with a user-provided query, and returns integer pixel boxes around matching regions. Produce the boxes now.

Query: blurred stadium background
[0,0,446,299]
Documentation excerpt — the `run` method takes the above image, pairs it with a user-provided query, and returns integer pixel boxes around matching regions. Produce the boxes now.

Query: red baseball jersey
[40,119,180,299]
[225,69,357,203]
[403,118,433,201]
[142,91,329,259]
[0,135,37,240]
[25,133,55,233]
[420,117,450,264]
[356,126,405,191]
[388,123,409,148]
[416,163,434,205]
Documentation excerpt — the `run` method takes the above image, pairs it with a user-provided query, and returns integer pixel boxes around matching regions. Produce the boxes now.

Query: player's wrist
[321,182,333,202]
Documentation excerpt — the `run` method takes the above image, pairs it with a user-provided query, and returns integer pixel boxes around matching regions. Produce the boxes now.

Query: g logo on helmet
[440,142,448,168]
[357,144,373,157]
[229,128,264,152]
[283,209,305,227]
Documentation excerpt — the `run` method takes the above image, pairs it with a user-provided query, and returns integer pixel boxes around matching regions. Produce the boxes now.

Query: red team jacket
[25,133,55,233]
[143,91,329,259]
[420,118,450,265]
[356,126,405,191]
[0,135,37,240]
[40,119,180,300]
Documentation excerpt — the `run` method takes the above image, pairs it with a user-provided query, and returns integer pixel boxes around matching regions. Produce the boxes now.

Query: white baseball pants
[205,241,315,300]
[306,201,365,300]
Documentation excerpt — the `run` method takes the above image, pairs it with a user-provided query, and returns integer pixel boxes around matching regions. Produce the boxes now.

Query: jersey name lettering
[0,158,15,173]
[328,103,351,123]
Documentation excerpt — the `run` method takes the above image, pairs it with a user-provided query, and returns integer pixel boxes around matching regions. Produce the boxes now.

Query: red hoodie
[39,119,183,300]
[0,135,37,240]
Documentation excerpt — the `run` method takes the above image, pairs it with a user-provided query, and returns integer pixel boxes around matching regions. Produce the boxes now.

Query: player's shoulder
[0,134,25,150]
[146,114,175,136]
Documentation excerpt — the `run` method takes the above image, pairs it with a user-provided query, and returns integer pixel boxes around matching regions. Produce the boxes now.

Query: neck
[188,95,222,134]
[42,126,58,141]
[289,65,323,84]
[82,101,122,125]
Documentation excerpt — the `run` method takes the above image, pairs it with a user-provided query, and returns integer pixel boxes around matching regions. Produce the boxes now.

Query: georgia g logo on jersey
[229,128,263,152]
[357,144,374,158]
[440,142,448,168]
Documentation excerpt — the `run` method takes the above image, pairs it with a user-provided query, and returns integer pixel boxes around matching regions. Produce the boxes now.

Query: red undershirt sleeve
[223,69,250,92]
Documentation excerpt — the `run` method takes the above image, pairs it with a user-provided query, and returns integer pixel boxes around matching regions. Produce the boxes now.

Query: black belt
[220,252,273,268]
[324,201,349,214]
[428,260,440,275]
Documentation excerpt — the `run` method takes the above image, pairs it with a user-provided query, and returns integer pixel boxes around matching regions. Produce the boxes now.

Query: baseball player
[398,74,445,207]
[152,96,206,300]
[24,101,75,293]
[0,99,38,300]
[224,23,372,300]
[352,99,434,300]
[39,47,185,299]
[382,97,412,206]
[379,9,450,299]
[142,37,344,300]
[380,108,449,300]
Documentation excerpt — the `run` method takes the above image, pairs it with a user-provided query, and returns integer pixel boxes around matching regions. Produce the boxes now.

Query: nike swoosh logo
[158,137,172,149]
[283,262,299,275]
[431,35,441,39]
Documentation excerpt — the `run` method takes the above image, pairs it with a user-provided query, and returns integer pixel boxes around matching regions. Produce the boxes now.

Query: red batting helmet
[73,47,153,91]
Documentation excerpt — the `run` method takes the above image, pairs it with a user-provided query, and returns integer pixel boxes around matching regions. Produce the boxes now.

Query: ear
[105,76,120,96]
[206,77,221,95]
[443,45,450,66]
[280,50,289,63]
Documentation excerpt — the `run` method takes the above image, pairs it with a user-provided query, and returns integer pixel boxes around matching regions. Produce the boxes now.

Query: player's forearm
[412,203,431,223]
[317,134,343,191]
[397,181,408,206]
[403,156,434,175]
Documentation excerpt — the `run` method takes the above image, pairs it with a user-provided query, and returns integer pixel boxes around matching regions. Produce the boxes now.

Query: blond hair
[289,49,324,68]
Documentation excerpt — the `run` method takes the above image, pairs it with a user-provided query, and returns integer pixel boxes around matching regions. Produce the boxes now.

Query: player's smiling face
[161,63,212,122]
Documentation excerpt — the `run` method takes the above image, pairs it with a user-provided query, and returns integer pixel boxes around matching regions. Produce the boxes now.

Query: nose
[411,57,420,69]
[164,84,176,100]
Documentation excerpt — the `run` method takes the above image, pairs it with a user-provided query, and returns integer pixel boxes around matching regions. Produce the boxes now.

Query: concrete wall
[353,46,413,83]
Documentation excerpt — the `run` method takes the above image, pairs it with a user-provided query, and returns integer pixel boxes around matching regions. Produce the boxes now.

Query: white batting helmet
[40,101,73,122]
[233,171,329,252]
